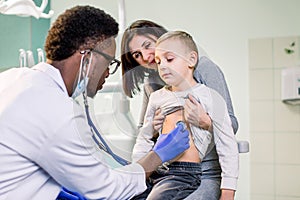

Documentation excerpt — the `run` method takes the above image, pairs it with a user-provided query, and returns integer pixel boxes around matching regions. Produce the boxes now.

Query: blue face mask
[72,52,93,99]
[71,77,89,99]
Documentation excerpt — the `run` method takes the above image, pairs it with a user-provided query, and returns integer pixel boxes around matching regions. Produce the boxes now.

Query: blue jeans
[132,161,202,200]
[184,148,221,200]
[132,148,222,200]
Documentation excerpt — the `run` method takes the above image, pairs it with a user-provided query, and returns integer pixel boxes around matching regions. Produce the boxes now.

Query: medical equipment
[19,49,26,67]
[0,0,54,19]
[18,48,46,68]
[26,50,34,67]
[281,67,300,105]
[76,51,130,165]
[37,48,45,63]
[84,94,130,166]
[71,51,92,99]
[153,121,189,163]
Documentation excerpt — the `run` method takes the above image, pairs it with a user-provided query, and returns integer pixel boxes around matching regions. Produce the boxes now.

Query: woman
[121,20,239,200]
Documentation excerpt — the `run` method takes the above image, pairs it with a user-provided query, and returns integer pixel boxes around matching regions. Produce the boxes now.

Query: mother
[121,20,238,200]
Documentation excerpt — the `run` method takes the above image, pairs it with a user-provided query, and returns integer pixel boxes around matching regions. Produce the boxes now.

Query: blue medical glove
[152,121,190,163]
[56,187,86,200]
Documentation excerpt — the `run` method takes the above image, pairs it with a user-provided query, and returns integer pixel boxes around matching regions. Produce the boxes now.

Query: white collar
[32,62,68,95]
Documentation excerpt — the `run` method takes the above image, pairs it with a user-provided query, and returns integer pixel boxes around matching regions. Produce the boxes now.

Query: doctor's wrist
[137,151,161,179]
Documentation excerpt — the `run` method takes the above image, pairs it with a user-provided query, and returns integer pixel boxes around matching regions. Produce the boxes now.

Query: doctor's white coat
[0,63,146,200]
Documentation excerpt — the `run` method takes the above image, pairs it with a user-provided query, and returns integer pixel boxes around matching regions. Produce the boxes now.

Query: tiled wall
[249,37,300,200]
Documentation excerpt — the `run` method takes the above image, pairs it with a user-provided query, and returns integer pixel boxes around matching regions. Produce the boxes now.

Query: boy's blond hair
[156,30,198,54]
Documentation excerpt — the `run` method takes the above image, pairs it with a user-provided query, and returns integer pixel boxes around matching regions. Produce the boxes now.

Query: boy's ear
[188,51,198,67]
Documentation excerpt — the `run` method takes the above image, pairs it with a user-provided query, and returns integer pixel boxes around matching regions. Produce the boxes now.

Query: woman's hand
[152,108,165,132]
[184,94,212,132]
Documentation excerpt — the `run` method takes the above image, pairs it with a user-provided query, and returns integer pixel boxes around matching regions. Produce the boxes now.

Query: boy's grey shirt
[137,56,239,190]
[138,56,239,134]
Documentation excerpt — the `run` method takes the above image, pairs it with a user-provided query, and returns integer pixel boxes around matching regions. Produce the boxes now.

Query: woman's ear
[188,51,198,67]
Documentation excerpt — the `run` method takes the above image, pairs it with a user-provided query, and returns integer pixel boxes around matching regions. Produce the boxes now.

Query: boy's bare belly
[161,109,200,163]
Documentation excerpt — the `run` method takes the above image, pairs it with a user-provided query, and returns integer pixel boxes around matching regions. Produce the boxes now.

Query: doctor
[0,5,190,200]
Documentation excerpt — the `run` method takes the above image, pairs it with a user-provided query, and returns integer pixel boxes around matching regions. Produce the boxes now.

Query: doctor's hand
[152,122,190,163]
[184,94,212,132]
[152,108,165,132]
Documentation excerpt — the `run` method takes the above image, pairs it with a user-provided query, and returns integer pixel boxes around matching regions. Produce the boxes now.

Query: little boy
[132,31,239,200]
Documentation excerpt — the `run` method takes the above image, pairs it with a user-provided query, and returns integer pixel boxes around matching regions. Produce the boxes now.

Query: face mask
[71,77,89,99]
[71,52,93,99]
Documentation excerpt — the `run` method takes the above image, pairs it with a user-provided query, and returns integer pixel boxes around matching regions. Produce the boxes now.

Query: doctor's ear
[83,56,90,65]
[188,51,198,67]
[83,52,94,68]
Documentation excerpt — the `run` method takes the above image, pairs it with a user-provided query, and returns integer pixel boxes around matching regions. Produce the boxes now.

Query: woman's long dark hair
[121,20,167,97]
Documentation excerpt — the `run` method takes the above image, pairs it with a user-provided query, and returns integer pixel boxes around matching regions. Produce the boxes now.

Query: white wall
[50,1,300,199]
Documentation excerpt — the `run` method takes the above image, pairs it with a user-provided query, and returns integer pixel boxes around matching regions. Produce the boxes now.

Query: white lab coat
[0,63,146,200]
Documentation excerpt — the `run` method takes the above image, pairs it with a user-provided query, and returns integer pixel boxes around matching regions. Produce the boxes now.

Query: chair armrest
[238,140,249,153]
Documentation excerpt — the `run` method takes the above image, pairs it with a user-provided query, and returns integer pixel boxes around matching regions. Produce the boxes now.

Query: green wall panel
[0,0,50,70]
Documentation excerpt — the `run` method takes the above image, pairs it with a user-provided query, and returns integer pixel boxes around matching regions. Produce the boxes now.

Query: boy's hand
[220,189,235,200]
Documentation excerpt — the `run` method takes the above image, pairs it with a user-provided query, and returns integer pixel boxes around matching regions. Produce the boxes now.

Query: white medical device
[281,67,300,105]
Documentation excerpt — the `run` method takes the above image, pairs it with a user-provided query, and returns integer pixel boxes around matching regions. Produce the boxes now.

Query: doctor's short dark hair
[45,5,118,61]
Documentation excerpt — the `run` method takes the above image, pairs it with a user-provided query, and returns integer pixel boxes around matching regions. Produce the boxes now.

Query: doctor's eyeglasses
[80,49,121,75]
[92,49,121,75]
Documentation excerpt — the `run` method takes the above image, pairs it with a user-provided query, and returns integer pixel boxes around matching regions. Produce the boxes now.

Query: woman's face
[128,34,158,70]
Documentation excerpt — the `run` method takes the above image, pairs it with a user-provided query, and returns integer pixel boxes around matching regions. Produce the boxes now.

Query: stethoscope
[83,91,130,166]
[77,51,130,166]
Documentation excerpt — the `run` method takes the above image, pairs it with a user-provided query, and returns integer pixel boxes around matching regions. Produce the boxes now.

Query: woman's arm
[193,56,238,133]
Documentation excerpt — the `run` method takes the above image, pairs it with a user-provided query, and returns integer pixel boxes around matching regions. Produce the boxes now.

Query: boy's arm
[137,85,151,129]
[132,94,157,162]
[220,189,235,200]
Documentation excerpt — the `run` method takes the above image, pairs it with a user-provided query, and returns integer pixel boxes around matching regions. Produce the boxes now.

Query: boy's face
[155,39,193,89]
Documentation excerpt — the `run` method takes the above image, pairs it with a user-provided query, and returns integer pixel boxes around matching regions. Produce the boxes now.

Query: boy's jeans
[184,148,222,200]
[133,161,202,200]
[132,148,222,200]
